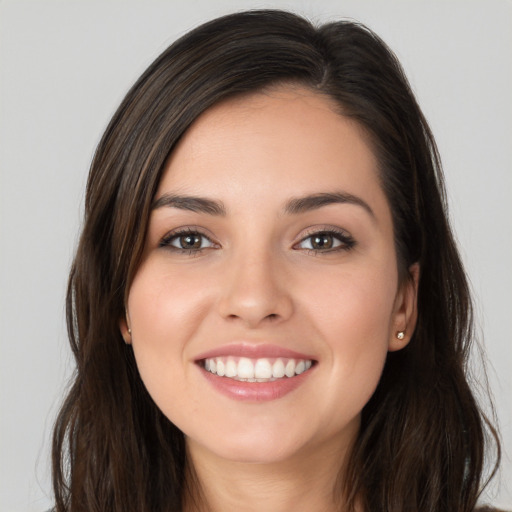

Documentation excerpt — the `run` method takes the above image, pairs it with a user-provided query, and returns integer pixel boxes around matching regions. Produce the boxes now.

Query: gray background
[1,1,511,510]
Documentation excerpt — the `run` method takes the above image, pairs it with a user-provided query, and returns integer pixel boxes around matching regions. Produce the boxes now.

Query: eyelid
[157,224,355,254]
[293,225,356,252]
[159,226,220,251]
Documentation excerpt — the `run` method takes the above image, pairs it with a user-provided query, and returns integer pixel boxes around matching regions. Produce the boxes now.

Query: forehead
[158,86,385,215]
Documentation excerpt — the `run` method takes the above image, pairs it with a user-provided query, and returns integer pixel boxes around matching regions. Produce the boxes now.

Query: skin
[120,87,418,511]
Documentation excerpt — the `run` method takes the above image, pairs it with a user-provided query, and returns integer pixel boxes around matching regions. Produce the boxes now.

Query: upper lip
[194,343,316,361]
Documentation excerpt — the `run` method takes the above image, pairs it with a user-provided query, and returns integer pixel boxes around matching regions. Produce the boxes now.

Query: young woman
[51,10,500,512]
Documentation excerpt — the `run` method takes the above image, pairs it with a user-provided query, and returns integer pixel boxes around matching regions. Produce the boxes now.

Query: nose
[216,248,294,328]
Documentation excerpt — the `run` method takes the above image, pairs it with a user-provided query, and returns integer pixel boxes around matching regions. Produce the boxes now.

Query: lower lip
[199,366,315,402]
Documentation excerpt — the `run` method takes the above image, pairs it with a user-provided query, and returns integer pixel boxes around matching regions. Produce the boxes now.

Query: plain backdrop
[0,1,511,510]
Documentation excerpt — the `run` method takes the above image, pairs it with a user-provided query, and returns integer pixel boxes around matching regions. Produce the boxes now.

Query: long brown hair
[52,10,499,512]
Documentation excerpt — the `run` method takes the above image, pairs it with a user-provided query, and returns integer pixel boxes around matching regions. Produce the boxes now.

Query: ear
[119,311,132,344]
[388,262,419,352]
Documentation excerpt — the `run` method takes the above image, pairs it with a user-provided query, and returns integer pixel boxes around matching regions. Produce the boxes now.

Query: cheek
[129,261,208,342]
[301,261,396,404]
[126,262,210,404]
[303,258,397,341]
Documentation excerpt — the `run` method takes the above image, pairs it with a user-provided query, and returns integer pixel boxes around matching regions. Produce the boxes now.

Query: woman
[51,9,500,512]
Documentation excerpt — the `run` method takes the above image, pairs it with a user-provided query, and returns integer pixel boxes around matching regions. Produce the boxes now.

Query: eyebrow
[151,194,227,215]
[284,192,375,218]
[151,191,374,218]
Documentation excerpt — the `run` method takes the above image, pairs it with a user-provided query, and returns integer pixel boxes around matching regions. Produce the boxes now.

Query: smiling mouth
[200,356,315,382]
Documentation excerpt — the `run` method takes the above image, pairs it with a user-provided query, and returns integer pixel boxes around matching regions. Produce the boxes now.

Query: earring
[396,331,405,340]
[128,327,132,335]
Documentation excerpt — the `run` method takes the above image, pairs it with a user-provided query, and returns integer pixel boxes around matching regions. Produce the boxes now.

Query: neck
[183,433,359,512]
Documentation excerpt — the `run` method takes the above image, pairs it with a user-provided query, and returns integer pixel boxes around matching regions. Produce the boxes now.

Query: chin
[206,441,306,465]
[185,420,314,465]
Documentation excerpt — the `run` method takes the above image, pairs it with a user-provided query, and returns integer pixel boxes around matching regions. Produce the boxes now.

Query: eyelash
[159,227,356,255]
[294,227,356,254]
[159,227,217,255]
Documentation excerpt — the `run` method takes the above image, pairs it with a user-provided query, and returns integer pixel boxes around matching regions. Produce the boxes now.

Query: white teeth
[203,356,314,380]
[225,358,237,377]
[254,359,272,379]
[272,359,285,378]
[285,359,296,378]
[295,360,306,375]
[237,357,255,379]
[216,359,225,377]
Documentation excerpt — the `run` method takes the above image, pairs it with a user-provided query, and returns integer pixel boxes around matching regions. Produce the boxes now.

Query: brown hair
[52,9,499,512]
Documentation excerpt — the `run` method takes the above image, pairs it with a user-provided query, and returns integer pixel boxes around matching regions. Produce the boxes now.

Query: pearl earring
[396,331,405,340]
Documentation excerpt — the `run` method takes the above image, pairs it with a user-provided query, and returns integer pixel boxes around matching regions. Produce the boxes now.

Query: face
[121,87,417,466]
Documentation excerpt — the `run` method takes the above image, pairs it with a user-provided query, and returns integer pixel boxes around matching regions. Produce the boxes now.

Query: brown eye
[295,230,355,253]
[178,234,202,249]
[310,234,334,250]
[160,230,216,252]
